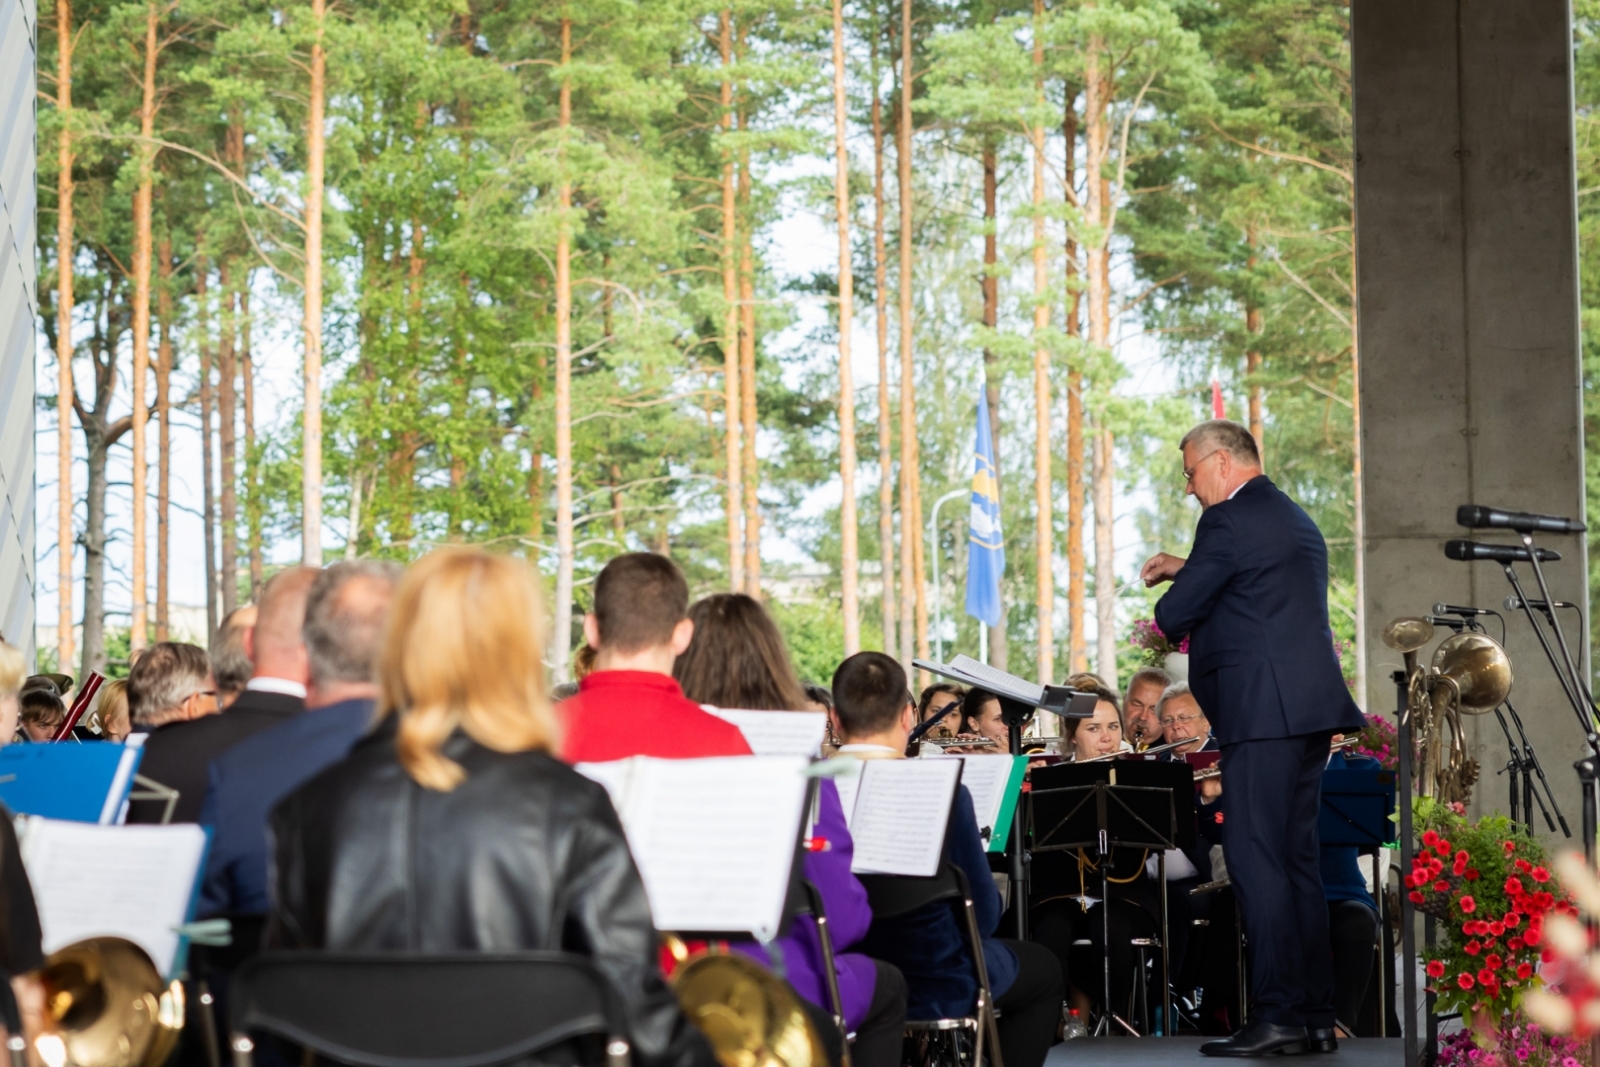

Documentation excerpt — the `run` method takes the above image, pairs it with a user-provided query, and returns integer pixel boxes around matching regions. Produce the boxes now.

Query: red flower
[1516,858,1533,873]
[1486,954,1503,969]
[1458,973,1475,990]
[1506,876,1525,895]
[1464,940,1481,956]
[1479,968,1496,985]
[1423,830,1441,847]
[1504,841,1516,854]
[1532,866,1550,883]
[1517,963,1533,980]
[1427,960,1446,978]
[1453,851,1470,875]
[1437,839,1453,855]
[1434,880,1450,892]
[1525,926,1543,947]
[1460,896,1477,914]
[1466,869,1481,881]
[1409,890,1425,905]
[1489,922,1505,937]
[1503,912,1520,928]
[1509,937,1525,951]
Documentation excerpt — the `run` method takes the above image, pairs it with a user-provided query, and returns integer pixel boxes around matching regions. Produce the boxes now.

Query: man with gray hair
[210,606,257,709]
[1123,666,1172,749]
[1156,682,1216,759]
[199,560,401,917]
[124,643,219,823]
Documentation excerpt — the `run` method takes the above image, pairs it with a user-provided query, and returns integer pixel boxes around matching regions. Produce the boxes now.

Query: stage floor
[1044,1037,1403,1064]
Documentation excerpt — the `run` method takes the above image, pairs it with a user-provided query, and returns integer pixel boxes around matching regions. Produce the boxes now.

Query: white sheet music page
[18,816,206,978]
[588,756,809,941]
[947,655,1045,707]
[953,755,1015,840]
[574,757,641,812]
[849,759,963,877]
[705,709,828,757]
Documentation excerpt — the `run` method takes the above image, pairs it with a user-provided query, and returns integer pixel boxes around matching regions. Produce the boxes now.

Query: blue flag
[966,399,1004,628]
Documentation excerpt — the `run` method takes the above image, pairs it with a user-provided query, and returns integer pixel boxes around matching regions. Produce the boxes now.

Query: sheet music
[577,756,809,940]
[832,760,865,825]
[947,655,1045,706]
[848,759,962,877]
[705,709,828,757]
[953,755,1022,846]
[18,816,207,978]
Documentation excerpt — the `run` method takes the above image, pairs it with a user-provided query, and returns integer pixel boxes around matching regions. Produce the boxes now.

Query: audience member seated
[17,682,66,742]
[1031,682,1163,1027]
[128,568,318,823]
[125,643,221,822]
[94,679,132,742]
[268,548,717,1067]
[201,561,400,917]
[1122,667,1172,750]
[671,596,907,1067]
[832,652,1062,1067]
[211,605,258,708]
[559,553,750,761]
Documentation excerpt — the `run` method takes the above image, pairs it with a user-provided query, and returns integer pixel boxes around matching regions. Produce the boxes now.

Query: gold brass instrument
[1383,617,1513,805]
[35,937,184,1067]
[665,939,822,1067]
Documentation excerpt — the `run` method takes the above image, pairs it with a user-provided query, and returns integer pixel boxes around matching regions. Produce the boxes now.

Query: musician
[1123,667,1172,750]
[672,596,908,1067]
[559,553,751,761]
[17,682,66,741]
[94,679,132,742]
[211,605,257,709]
[1030,683,1162,1024]
[831,653,1063,1067]
[130,568,319,824]
[917,683,965,736]
[1157,684,1217,759]
[268,549,717,1067]
[1140,419,1365,1057]
[957,687,1011,750]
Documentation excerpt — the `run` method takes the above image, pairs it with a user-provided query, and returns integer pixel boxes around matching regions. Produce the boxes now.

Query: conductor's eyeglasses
[1183,450,1223,483]
[1160,713,1204,728]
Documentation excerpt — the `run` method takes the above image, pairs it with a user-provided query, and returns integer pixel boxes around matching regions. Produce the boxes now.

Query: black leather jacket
[267,719,716,1067]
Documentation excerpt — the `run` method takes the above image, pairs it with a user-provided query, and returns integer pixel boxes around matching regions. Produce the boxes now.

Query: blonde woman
[93,680,132,742]
[267,549,715,1067]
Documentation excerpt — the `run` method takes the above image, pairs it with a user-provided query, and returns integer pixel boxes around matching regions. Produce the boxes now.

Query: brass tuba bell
[34,938,183,1067]
[667,941,823,1067]
[1430,632,1513,714]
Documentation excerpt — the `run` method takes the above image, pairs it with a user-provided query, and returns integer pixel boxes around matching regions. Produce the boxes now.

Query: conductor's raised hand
[1140,552,1187,587]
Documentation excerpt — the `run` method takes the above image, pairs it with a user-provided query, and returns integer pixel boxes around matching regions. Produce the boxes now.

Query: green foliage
[771,597,849,687]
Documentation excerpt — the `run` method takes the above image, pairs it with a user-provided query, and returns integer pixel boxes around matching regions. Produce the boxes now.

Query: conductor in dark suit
[1141,420,1364,1057]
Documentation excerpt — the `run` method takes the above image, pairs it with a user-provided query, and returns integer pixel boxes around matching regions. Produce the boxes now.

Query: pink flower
[1460,895,1477,914]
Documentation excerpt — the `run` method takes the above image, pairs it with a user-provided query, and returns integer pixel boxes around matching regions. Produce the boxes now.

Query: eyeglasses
[1160,713,1205,728]
[188,689,219,701]
[1183,450,1223,483]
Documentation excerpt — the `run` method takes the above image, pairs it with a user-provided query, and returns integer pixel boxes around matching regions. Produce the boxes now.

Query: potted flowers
[1129,618,1189,679]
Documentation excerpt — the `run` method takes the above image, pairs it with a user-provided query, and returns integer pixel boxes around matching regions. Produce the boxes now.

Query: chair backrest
[857,865,963,920]
[229,952,626,1067]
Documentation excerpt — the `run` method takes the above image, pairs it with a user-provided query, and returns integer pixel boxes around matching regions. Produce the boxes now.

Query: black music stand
[1030,760,1193,1037]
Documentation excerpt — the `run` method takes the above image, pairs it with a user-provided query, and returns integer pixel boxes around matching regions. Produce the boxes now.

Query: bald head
[246,566,319,685]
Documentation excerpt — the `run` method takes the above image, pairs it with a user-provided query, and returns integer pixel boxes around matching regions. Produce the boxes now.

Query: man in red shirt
[559,552,751,762]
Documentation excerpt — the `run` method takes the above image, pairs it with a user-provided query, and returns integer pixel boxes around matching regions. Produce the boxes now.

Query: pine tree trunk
[218,268,238,615]
[55,0,75,672]
[982,142,1005,671]
[128,0,159,653]
[719,10,744,594]
[1093,424,1117,688]
[896,0,924,669]
[242,285,262,598]
[553,14,575,678]
[197,260,218,636]
[832,0,859,654]
[738,105,761,597]
[80,415,108,676]
[871,23,896,658]
[1064,95,1087,675]
[302,0,327,567]
[1030,0,1051,685]
[155,234,172,640]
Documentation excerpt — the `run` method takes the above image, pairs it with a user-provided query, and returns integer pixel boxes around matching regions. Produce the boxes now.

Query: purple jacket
[734,780,877,1026]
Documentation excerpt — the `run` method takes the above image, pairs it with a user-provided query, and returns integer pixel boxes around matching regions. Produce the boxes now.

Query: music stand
[1030,760,1193,1036]
[913,656,1096,939]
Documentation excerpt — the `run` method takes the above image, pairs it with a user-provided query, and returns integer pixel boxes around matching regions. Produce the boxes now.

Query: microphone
[1432,603,1496,617]
[1457,504,1586,535]
[1444,540,1562,564]
[1425,616,1467,631]
[1504,596,1579,612]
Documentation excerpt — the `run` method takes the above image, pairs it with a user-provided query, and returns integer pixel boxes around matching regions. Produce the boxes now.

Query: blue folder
[0,742,144,823]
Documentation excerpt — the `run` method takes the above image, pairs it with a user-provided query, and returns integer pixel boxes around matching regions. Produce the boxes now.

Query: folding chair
[857,866,1003,1067]
[228,953,631,1067]
[797,880,852,1067]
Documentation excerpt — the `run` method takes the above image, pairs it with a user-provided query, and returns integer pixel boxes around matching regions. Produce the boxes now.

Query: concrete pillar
[1354,0,1589,831]
[0,0,35,660]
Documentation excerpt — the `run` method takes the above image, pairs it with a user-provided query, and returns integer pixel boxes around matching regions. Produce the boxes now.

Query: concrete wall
[0,0,35,662]
[1353,0,1589,831]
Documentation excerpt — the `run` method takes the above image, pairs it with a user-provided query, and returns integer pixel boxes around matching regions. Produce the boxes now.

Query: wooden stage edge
[1044,1037,1403,1064]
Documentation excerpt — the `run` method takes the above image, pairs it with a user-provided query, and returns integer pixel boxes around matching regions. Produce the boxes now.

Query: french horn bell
[35,937,183,1067]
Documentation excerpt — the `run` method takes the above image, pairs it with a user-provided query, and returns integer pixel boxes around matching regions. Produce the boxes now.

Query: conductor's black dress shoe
[1199,1020,1311,1057]
[1302,1028,1338,1054]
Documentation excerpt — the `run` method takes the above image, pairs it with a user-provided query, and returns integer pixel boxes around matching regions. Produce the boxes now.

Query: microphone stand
[1497,542,1599,864]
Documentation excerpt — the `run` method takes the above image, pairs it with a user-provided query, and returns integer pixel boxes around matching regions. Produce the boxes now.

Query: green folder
[957,755,1029,853]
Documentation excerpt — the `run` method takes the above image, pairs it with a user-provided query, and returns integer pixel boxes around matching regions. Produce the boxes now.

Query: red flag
[1211,379,1225,419]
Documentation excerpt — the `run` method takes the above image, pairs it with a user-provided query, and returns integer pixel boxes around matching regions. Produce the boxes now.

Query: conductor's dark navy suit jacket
[1153,475,1364,743]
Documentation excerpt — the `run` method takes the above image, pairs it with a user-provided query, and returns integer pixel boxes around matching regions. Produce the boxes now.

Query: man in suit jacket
[1142,419,1365,1057]
[128,566,319,824]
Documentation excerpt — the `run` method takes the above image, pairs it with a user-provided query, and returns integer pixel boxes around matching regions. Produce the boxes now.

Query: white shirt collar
[1227,482,1246,501]
[838,743,901,755]
[246,676,308,699]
